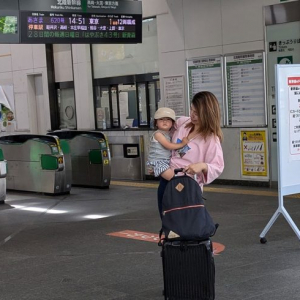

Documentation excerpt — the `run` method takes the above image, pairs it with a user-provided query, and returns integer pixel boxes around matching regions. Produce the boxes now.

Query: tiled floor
[1,182,300,299]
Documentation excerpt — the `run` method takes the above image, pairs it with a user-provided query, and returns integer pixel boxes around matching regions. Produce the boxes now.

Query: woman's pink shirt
[170,116,224,189]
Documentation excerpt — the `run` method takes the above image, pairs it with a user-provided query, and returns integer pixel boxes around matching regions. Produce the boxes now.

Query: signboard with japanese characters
[275,64,300,193]
[240,130,268,177]
[225,52,267,127]
[163,76,186,117]
[266,21,300,182]
[187,56,224,125]
[0,0,142,44]
[287,77,300,160]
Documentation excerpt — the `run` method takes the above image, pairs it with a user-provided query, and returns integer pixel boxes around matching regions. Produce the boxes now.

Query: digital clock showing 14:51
[21,11,141,44]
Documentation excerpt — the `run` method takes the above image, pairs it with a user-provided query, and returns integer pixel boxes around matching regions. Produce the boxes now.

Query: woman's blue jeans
[157,177,169,219]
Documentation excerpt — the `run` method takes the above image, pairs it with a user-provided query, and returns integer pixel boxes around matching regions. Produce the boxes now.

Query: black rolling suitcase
[161,239,215,300]
[159,169,217,300]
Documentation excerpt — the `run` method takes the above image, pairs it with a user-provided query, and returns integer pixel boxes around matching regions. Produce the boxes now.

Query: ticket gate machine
[0,134,71,194]
[48,131,111,187]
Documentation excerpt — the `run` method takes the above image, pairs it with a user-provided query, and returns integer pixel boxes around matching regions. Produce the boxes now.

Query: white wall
[0,44,50,133]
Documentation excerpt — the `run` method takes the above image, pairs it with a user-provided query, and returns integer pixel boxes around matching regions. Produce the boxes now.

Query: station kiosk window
[93,73,159,130]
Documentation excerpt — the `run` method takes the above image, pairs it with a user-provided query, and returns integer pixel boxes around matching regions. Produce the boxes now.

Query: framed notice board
[225,52,267,127]
[187,56,225,126]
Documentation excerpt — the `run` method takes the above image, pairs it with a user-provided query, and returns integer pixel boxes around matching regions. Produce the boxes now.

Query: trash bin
[0,148,7,203]
[0,134,71,194]
[48,131,111,188]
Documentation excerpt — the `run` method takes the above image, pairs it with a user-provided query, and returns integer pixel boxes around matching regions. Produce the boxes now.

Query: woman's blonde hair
[186,91,223,142]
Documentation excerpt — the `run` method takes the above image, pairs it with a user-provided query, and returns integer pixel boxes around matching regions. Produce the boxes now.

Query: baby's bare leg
[160,168,175,181]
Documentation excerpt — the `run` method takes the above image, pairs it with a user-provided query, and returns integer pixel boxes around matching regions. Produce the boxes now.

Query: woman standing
[157,91,224,218]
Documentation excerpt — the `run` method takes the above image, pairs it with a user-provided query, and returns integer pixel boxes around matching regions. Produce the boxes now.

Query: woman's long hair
[186,91,223,142]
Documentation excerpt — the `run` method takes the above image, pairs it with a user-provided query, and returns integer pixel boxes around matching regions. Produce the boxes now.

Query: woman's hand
[183,162,208,175]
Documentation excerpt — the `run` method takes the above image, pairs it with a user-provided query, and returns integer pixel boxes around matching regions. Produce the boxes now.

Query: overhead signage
[226,52,267,127]
[0,0,142,44]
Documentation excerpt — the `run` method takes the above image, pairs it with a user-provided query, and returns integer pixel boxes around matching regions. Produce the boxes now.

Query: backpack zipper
[163,204,204,216]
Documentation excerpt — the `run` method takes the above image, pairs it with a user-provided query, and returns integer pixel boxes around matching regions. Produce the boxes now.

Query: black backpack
[160,169,218,242]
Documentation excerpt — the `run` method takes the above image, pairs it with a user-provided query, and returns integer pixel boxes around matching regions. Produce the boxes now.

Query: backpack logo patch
[168,231,180,239]
[175,183,184,192]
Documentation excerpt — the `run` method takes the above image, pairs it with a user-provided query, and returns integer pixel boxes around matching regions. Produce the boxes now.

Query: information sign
[287,77,300,160]
[187,56,224,125]
[225,52,266,127]
[260,65,300,242]
[0,0,142,44]
[163,76,185,117]
[240,130,268,177]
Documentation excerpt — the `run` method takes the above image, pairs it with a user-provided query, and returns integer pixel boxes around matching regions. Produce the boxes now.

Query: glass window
[92,18,159,78]
[57,88,77,129]
[95,86,111,129]
[118,84,137,128]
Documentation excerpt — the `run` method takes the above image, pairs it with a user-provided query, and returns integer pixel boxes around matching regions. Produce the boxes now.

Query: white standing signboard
[260,64,300,242]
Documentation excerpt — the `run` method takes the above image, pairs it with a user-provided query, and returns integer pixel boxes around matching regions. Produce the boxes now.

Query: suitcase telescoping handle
[174,168,184,174]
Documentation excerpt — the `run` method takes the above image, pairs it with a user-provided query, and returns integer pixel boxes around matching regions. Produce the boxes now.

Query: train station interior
[1,0,300,299]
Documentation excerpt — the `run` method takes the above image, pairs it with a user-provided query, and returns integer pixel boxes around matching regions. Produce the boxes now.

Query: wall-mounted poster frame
[163,75,186,117]
[240,129,269,180]
[186,55,225,126]
[225,51,267,127]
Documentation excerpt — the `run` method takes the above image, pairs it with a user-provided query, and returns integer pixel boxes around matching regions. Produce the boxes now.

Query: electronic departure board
[20,11,142,44]
[0,0,142,44]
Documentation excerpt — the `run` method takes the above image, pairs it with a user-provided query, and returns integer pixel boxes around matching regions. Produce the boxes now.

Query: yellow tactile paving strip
[111,180,300,199]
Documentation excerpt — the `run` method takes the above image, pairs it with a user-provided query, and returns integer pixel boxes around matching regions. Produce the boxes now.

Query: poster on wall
[0,85,16,131]
[187,56,224,125]
[225,52,266,127]
[163,76,185,117]
[240,130,268,177]
[287,76,300,160]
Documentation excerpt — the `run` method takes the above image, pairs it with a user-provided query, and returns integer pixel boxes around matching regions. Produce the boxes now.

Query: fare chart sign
[288,77,300,159]
[0,0,142,44]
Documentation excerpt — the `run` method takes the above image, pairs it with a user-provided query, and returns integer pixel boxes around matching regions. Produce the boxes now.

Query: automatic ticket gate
[0,149,7,203]
[48,131,111,187]
[0,134,71,194]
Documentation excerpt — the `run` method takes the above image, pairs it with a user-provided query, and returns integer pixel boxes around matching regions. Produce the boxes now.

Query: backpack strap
[158,228,164,246]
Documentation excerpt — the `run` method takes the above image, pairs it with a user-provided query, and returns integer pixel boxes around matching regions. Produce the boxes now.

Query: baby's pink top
[170,116,224,189]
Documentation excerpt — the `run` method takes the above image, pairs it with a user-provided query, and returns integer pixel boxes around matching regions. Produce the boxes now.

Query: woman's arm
[155,132,188,150]
[183,162,208,175]
[183,137,224,184]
